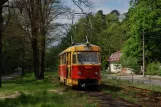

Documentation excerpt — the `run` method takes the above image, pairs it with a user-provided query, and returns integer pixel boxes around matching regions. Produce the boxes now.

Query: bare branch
[72,0,85,13]
[0,0,8,5]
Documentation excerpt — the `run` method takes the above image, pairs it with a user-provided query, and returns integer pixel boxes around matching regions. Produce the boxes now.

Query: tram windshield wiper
[90,62,95,65]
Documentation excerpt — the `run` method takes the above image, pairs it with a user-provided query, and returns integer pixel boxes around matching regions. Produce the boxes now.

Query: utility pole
[143,29,145,77]
[142,12,146,77]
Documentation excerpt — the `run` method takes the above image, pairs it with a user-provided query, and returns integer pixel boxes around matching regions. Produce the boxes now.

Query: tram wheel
[64,79,68,86]
[58,77,61,84]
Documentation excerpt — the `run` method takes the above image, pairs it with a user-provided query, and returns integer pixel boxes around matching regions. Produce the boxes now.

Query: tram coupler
[81,84,86,88]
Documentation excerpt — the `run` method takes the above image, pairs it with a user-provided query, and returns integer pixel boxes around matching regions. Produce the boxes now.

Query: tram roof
[59,43,101,55]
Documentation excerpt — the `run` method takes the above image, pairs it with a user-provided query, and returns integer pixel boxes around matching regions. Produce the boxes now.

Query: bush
[146,62,161,76]
[120,56,140,74]
[102,60,107,71]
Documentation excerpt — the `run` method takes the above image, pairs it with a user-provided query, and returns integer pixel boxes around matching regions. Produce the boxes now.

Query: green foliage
[0,72,56,94]
[121,35,141,73]
[146,62,161,76]
[0,91,90,107]
[120,55,139,73]
[45,34,71,71]
[101,60,107,70]
[46,10,128,72]
[47,1,161,75]
[45,47,60,71]
[2,12,32,74]
[66,10,127,60]
[121,0,161,73]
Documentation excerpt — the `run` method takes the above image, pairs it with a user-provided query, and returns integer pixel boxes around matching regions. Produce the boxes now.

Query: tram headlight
[78,71,82,76]
[95,72,98,76]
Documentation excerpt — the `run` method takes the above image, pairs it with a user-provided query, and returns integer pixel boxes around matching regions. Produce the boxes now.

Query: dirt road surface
[2,72,21,81]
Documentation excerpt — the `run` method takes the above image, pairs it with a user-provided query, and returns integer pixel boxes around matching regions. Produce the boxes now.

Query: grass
[0,71,95,107]
[102,77,161,105]
[0,72,61,96]
[0,91,92,107]
[103,77,161,92]
[101,83,139,104]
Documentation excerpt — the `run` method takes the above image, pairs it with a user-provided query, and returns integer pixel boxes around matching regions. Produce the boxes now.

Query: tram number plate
[84,46,91,50]
[86,70,92,72]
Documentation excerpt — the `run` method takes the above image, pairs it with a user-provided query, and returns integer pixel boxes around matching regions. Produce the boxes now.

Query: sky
[61,0,131,14]
[58,0,131,23]
[92,0,131,14]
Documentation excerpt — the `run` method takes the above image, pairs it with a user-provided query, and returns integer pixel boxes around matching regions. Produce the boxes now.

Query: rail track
[73,85,142,107]
[101,83,161,107]
[71,83,161,107]
[52,76,161,107]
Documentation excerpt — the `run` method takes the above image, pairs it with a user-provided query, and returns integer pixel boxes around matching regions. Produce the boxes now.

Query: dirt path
[74,82,161,107]
[1,72,21,80]
[115,84,161,107]
[86,91,140,107]
[76,87,140,107]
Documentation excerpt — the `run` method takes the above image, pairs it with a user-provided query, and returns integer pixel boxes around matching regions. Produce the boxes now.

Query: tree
[70,10,106,44]
[11,0,66,79]
[121,0,161,72]
[12,0,90,79]
[0,0,8,88]
[45,34,71,70]
[2,12,32,76]
[45,0,93,71]
[66,10,127,61]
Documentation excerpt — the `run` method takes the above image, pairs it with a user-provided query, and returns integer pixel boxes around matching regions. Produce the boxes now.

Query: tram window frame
[67,53,71,65]
[62,54,66,64]
[73,52,77,64]
[98,53,101,63]
[59,56,62,65]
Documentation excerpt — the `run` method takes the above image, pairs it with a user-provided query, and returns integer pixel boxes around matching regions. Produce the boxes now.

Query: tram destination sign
[84,45,91,51]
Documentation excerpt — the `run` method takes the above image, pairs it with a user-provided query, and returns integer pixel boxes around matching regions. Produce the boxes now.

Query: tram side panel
[60,65,67,77]
[58,54,68,82]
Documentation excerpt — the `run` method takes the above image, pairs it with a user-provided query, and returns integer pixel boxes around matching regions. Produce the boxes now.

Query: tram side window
[62,54,66,64]
[73,54,76,64]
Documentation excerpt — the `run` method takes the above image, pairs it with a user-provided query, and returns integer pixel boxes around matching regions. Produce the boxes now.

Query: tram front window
[77,52,99,64]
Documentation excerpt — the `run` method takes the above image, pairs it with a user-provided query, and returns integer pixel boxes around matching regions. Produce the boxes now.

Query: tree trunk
[0,0,8,88]
[0,6,3,88]
[30,0,40,79]
[37,0,45,80]
[0,34,2,88]
[21,49,25,76]
[39,31,45,79]
[21,61,25,76]
[32,37,39,79]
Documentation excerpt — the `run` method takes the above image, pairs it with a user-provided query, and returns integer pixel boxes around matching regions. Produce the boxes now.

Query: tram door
[67,52,71,78]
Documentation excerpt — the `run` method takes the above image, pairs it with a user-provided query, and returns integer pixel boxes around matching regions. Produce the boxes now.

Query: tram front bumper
[78,79,99,87]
